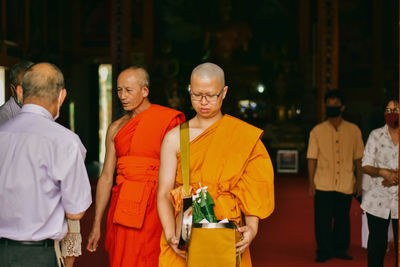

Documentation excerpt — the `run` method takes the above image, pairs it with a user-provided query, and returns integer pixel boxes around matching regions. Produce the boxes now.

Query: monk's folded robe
[105,104,184,267]
[159,115,275,267]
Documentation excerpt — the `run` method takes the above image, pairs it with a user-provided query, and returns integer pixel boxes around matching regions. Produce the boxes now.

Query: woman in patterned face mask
[360,96,399,267]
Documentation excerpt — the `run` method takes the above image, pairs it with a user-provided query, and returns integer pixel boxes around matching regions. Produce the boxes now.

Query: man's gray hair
[124,66,150,87]
[10,60,34,86]
[22,63,65,104]
[191,62,225,86]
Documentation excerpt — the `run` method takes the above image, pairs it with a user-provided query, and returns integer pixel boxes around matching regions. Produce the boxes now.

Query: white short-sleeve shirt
[361,124,398,219]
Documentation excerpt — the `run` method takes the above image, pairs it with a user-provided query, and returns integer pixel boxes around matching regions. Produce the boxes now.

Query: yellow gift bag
[187,222,237,267]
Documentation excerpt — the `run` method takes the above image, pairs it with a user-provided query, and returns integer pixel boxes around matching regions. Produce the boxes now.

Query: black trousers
[0,239,57,267]
[314,190,352,258]
[366,213,398,267]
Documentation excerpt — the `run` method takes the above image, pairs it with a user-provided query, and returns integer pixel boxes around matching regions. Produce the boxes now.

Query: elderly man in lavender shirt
[0,60,34,125]
[0,62,92,267]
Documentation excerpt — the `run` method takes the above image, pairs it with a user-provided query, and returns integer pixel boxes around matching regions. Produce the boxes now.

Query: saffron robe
[159,115,275,267]
[105,104,185,267]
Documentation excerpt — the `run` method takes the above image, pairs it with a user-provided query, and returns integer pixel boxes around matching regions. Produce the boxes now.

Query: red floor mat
[76,173,396,266]
[251,173,396,267]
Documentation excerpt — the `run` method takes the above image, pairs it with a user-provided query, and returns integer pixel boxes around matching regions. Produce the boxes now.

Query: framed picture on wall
[277,150,298,173]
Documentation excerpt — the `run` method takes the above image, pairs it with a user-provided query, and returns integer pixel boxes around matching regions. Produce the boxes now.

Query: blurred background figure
[361,173,393,251]
[360,96,398,267]
[307,90,364,263]
[0,60,34,125]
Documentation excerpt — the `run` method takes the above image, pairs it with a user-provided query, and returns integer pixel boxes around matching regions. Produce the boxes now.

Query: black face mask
[326,106,342,118]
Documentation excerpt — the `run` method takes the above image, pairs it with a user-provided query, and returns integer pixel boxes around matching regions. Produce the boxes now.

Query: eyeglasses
[385,107,400,114]
[189,87,224,103]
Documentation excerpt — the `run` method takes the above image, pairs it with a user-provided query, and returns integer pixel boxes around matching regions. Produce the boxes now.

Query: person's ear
[221,86,228,100]
[341,105,345,112]
[16,85,23,104]
[59,89,67,106]
[142,86,149,98]
[10,84,16,97]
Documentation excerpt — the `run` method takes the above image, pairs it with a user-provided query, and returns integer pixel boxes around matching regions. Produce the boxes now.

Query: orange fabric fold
[113,156,159,229]
[104,104,185,267]
[169,185,197,217]
[160,115,275,267]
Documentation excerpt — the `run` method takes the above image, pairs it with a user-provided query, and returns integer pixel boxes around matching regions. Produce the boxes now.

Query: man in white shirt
[0,60,34,125]
[0,62,92,267]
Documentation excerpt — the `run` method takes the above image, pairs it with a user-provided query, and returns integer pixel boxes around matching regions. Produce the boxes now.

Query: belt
[0,238,54,247]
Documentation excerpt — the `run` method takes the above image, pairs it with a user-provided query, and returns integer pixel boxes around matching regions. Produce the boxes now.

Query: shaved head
[120,66,149,88]
[191,62,225,87]
[22,63,64,105]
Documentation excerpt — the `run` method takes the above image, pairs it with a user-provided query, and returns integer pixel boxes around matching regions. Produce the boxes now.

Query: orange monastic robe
[159,115,275,267]
[105,104,185,267]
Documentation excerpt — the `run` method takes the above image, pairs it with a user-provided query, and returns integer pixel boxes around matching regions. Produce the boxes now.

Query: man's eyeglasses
[384,107,400,114]
[189,87,224,103]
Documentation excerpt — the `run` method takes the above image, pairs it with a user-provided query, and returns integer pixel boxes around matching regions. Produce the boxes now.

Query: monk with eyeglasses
[157,62,275,266]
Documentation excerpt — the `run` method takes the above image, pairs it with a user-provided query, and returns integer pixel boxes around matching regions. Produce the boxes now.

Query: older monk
[87,66,185,267]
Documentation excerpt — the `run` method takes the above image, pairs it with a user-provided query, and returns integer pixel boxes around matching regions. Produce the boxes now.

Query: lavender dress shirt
[0,97,21,125]
[0,104,92,241]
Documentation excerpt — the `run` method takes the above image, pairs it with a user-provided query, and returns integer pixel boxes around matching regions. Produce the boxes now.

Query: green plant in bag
[192,186,218,223]
[192,195,205,223]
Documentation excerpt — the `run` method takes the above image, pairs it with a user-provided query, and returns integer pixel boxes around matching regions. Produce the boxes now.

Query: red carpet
[76,174,396,266]
[251,173,396,267]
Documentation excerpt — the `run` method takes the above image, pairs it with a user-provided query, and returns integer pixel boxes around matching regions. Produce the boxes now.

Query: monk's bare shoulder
[164,125,180,142]
[108,113,131,140]
[163,125,180,152]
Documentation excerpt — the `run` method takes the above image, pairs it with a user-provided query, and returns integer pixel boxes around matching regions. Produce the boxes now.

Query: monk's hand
[167,235,186,259]
[236,225,257,256]
[86,225,100,252]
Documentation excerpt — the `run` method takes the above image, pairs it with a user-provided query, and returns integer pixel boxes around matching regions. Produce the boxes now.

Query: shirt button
[337,161,340,164]
[336,140,339,143]
[336,150,339,153]
[337,171,340,174]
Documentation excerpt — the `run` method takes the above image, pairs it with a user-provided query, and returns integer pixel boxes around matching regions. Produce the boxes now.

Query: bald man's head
[191,62,225,87]
[119,66,150,88]
[22,63,65,105]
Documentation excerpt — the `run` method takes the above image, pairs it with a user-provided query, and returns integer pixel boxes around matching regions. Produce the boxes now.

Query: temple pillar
[316,0,339,121]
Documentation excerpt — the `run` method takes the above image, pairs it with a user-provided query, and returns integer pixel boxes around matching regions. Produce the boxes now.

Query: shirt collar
[383,124,389,133]
[382,124,398,146]
[7,96,21,112]
[20,104,55,121]
[326,119,344,130]
[8,96,20,107]
[382,124,392,137]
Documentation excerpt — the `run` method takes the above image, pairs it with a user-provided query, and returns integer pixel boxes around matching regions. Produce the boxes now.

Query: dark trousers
[0,240,57,267]
[314,190,352,258]
[367,213,398,267]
